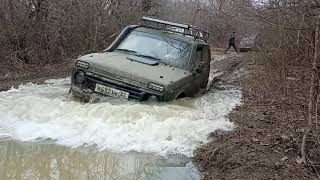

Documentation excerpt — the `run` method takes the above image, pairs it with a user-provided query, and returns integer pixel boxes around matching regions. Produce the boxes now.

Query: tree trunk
[301,14,320,164]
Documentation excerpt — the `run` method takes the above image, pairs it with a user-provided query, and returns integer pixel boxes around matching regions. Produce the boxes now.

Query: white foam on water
[0,77,241,157]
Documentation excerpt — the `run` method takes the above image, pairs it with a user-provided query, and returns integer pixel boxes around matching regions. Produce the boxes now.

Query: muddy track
[208,52,244,90]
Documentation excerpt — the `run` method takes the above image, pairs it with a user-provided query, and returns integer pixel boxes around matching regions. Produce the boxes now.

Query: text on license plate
[95,84,129,99]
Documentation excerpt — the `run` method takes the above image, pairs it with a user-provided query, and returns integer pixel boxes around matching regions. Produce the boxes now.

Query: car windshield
[116,30,192,69]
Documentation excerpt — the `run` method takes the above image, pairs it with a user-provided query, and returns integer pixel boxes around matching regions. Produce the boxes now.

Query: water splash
[0,77,241,157]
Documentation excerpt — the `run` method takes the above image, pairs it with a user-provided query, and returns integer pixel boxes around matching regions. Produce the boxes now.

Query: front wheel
[200,79,208,89]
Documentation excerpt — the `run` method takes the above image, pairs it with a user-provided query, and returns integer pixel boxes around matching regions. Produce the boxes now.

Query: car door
[200,46,210,88]
[192,45,210,91]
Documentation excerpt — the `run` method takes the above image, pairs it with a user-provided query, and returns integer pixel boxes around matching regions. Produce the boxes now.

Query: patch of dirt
[0,60,74,91]
[193,52,319,179]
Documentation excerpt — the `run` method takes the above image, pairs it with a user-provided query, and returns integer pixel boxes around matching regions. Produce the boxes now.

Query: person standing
[225,32,238,53]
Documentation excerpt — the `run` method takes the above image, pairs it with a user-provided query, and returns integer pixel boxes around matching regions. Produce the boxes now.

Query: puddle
[0,140,199,180]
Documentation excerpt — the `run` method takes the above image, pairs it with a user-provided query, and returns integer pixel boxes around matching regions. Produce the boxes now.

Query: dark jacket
[228,35,235,44]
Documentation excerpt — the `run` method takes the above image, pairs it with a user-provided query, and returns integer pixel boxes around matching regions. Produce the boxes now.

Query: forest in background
[0,0,259,64]
[0,0,318,65]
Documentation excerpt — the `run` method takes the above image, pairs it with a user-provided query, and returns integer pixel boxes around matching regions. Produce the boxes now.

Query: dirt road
[2,50,314,179]
[0,51,243,180]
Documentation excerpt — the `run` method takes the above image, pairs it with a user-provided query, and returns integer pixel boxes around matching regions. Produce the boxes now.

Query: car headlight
[148,83,164,92]
[74,71,86,84]
[76,61,90,69]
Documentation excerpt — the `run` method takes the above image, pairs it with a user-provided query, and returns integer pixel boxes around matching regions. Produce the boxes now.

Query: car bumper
[71,84,170,102]
[71,67,171,101]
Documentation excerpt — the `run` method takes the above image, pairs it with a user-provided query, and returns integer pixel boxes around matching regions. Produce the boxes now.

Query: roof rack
[142,16,209,42]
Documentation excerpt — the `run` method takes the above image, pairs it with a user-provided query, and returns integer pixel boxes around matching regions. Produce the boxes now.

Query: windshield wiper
[115,49,165,64]
[114,48,137,53]
[135,54,161,61]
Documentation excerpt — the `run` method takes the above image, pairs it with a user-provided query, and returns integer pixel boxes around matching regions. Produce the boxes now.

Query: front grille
[85,74,146,100]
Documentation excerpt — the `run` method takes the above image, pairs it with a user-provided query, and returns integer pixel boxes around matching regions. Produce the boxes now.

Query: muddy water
[0,140,199,180]
[0,77,241,180]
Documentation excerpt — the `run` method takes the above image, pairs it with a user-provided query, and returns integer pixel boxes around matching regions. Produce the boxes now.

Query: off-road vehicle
[70,17,211,102]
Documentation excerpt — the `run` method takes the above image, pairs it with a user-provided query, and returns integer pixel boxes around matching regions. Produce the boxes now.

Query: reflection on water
[0,140,199,180]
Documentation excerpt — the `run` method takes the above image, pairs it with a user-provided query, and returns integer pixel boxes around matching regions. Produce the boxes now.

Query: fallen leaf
[296,157,303,164]
[252,137,259,142]
[281,156,288,161]
[260,143,270,146]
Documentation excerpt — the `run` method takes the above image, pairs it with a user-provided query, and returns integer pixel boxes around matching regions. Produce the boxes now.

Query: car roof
[133,26,208,46]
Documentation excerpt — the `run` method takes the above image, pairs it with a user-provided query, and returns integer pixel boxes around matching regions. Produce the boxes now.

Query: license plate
[95,84,129,99]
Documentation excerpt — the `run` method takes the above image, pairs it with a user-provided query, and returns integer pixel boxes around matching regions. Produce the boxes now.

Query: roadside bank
[193,52,318,179]
[0,60,73,91]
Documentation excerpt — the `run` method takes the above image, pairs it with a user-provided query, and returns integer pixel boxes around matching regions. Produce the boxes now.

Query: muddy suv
[70,17,211,102]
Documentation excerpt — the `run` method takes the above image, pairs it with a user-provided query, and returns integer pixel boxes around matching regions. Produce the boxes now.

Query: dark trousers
[225,43,238,53]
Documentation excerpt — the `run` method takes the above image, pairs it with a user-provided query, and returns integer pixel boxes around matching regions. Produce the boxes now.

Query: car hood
[78,52,192,86]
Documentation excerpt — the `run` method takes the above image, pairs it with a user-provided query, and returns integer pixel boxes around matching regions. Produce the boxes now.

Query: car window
[116,30,192,69]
